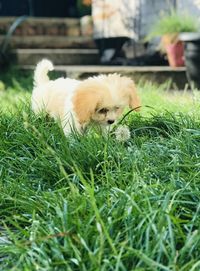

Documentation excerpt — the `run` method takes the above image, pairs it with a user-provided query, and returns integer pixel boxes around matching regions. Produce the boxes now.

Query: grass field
[0,68,200,271]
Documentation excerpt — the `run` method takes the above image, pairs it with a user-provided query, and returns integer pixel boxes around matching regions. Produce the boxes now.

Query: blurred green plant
[77,0,91,17]
[147,10,198,41]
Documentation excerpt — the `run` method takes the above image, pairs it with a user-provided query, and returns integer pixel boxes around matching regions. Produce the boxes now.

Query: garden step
[13,49,99,65]
[0,17,81,36]
[0,35,95,49]
[21,65,187,89]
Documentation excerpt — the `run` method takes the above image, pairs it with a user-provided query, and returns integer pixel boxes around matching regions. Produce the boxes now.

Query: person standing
[92,0,140,64]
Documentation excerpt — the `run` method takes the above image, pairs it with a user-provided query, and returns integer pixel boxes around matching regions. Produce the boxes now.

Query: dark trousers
[95,37,129,59]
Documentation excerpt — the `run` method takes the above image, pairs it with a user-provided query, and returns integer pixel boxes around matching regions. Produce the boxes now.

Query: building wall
[139,0,176,38]
[178,0,200,18]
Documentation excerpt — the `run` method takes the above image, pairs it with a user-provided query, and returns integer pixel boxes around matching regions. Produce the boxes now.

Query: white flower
[96,222,102,233]
[115,125,131,142]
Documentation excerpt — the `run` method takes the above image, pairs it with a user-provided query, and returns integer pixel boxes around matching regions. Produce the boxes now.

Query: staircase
[0,17,187,88]
[13,48,99,65]
[0,16,99,65]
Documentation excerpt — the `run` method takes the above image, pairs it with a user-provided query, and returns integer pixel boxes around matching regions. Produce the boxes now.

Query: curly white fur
[34,59,54,87]
[31,59,140,136]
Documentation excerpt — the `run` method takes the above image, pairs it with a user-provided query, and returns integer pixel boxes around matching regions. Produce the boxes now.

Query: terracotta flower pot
[165,41,185,67]
[161,34,184,67]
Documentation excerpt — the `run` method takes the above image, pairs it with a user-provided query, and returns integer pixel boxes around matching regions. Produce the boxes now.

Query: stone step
[0,35,95,49]
[21,65,187,89]
[0,17,81,36]
[13,49,99,65]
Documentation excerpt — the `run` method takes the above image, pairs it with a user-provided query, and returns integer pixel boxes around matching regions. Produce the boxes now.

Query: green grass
[0,69,200,270]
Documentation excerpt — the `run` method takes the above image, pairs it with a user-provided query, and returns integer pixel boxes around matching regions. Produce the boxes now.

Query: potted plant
[147,11,198,67]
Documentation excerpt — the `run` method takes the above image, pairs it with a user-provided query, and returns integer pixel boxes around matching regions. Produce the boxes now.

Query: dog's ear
[73,84,102,124]
[126,79,141,111]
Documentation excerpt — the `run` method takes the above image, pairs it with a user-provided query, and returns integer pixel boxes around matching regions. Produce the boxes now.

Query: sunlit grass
[0,68,200,270]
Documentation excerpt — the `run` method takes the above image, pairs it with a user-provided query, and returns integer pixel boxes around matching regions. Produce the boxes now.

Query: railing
[0,15,29,55]
[0,0,33,65]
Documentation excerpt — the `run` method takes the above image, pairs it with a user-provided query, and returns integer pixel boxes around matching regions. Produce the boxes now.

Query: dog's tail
[34,59,54,87]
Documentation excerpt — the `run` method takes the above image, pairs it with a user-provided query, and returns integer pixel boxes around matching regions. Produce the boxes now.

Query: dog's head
[72,74,140,127]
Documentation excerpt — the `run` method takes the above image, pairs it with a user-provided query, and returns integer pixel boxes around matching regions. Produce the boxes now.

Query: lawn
[0,68,200,271]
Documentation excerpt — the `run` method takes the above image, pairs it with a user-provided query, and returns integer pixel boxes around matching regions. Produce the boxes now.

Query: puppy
[31,59,140,135]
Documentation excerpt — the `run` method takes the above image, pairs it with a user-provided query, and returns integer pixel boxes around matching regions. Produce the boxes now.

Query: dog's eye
[98,108,109,114]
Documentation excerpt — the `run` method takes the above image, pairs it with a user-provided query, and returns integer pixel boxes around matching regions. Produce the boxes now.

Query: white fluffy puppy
[31,59,140,135]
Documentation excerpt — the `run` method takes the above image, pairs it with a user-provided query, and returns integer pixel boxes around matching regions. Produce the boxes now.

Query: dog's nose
[107,120,115,125]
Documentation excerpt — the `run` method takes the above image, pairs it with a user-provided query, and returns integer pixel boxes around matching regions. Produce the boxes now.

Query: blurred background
[0,0,200,88]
